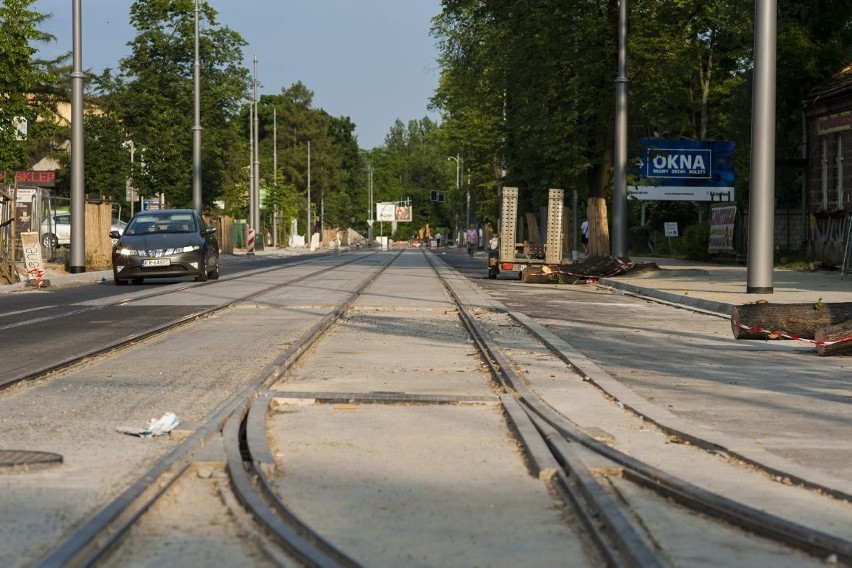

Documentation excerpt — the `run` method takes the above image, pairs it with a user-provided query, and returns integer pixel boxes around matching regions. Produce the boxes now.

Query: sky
[32,0,444,149]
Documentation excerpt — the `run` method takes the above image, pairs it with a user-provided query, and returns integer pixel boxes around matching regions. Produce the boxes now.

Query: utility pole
[747,0,777,294]
[612,0,629,258]
[273,108,278,248]
[307,140,311,247]
[252,55,260,238]
[248,66,254,245]
[69,0,85,274]
[192,0,202,213]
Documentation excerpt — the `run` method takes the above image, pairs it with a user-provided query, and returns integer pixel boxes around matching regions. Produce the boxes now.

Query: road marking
[0,305,55,319]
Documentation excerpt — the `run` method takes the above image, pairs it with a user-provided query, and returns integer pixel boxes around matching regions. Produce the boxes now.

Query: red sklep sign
[16,170,57,187]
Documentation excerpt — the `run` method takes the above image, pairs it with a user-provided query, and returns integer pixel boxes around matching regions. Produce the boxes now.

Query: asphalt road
[0,252,328,383]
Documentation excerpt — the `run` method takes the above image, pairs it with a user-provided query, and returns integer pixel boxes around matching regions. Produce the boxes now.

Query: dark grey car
[110,209,220,285]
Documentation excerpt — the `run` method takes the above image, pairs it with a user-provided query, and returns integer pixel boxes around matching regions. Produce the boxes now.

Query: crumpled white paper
[117,412,180,438]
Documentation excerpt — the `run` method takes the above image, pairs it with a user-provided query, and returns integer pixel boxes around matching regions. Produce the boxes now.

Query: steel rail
[36,251,394,567]
[1,253,373,390]
[423,251,663,568]
[431,252,852,565]
[506,307,852,505]
[221,250,405,567]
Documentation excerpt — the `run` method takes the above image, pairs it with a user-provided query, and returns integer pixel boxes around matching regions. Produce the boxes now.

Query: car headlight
[117,248,137,256]
[179,245,200,253]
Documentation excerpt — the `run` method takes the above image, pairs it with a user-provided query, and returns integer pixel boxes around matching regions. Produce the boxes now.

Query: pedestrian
[435,232,442,248]
[581,219,589,254]
[466,225,477,256]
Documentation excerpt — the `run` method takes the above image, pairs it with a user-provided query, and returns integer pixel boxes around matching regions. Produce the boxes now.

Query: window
[822,137,829,210]
[836,134,844,210]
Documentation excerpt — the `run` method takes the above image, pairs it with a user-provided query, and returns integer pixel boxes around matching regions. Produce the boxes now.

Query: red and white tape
[551,258,637,281]
[27,268,47,288]
[732,319,852,346]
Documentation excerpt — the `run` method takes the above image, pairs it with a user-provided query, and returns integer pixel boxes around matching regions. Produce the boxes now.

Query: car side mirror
[203,227,217,235]
[109,230,121,239]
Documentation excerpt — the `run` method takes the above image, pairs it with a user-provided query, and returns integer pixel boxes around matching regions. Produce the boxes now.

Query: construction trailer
[488,187,571,280]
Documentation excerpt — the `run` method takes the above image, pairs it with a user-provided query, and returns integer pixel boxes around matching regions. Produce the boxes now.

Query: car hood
[117,233,204,252]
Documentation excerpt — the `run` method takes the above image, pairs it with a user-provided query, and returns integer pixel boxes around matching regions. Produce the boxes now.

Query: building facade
[803,63,852,262]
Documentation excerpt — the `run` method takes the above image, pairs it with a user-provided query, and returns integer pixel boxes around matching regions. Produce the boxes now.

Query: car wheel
[196,258,209,282]
[209,263,220,280]
[114,275,127,286]
[42,233,58,249]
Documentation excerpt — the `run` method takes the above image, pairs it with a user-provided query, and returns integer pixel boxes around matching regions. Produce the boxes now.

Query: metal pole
[572,189,579,261]
[363,165,374,245]
[612,0,629,258]
[747,0,777,293]
[192,0,202,213]
[123,140,136,217]
[248,76,254,235]
[252,55,260,237]
[307,140,311,246]
[455,154,460,193]
[273,108,278,248]
[69,0,85,273]
[463,158,470,229]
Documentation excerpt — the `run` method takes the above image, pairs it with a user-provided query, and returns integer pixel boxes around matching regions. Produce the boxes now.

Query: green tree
[368,116,454,238]
[93,0,249,211]
[0,0,63,175]
[249,82,360,239]
[81,112,131,207]
[432,0,852,256]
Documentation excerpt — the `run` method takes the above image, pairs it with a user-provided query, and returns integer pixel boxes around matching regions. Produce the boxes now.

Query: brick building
[803,63,852,262]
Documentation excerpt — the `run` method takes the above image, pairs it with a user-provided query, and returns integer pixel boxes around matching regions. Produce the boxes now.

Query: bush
[673,223,711,261]
[627,225,654,255]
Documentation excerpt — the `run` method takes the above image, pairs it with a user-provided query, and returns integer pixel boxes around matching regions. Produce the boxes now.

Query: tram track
[5,247,850,566]
[216,248,852,566]
[426,250,852,565]
[0,253,374,390]
[34,250,399,567]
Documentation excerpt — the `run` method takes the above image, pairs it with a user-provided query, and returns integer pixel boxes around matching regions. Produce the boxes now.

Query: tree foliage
[0,0,63,175]
[91,0,249,212]
[241,82,360,237]
[431,0,852,250]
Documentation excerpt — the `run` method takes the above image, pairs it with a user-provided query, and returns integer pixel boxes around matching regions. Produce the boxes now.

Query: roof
[805,63,852,105]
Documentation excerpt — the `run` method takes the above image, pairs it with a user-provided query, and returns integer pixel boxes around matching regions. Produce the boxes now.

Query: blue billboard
[628,139,735,201]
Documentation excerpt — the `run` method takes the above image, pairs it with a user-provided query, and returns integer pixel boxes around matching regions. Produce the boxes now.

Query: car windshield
[126,214,196,235]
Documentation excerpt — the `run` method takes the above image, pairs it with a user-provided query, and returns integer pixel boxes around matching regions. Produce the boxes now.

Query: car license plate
[142,258,170,267]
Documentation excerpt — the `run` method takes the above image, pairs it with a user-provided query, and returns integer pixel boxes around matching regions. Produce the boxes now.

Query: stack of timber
[731,301,852,356]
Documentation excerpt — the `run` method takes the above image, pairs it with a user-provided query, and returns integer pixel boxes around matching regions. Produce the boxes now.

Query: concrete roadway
[437,246,851,500]
[4,245,850,496]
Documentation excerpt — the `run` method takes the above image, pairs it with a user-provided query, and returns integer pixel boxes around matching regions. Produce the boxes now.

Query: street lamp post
[611,0,629,258]
[307,140,311,247]
[192,0,202,213]
[362,164,374,245]
[448,154,466,241]
[69,0,85,274]
[122,140,136,216]
[252,55,260,238]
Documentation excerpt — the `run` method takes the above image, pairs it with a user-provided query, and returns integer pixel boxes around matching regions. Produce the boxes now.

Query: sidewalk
[600,256,851,316]
[0,246,328,295]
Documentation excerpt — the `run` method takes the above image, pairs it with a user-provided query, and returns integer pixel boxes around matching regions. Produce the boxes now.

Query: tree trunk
[587,197,611,257]
[815,320,852,356]
[731,302,852,340]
